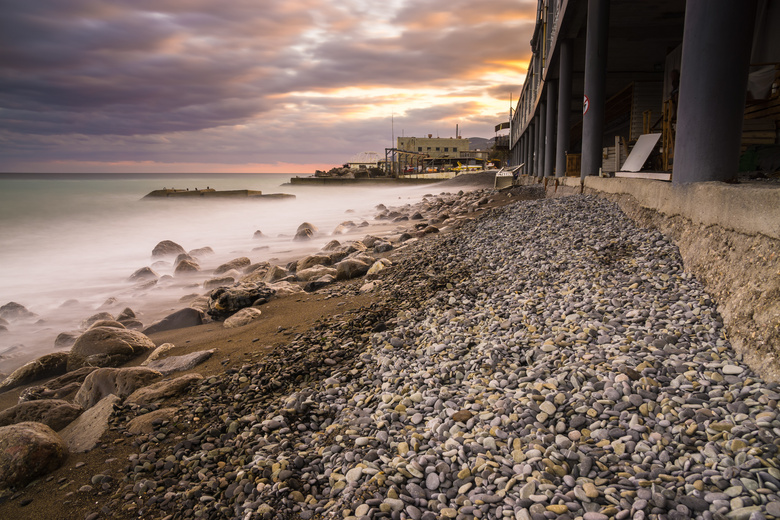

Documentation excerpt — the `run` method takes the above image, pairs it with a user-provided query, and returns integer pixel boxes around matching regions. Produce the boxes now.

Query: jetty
[143,188,295,199]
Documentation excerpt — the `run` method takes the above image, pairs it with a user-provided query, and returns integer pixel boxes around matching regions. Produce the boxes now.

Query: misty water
[0,172,440,374]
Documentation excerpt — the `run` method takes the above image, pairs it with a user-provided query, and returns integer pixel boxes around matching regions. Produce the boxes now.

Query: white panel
[621,133,662,172]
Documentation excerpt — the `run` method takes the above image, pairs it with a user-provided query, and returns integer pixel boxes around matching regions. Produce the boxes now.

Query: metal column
[528,121,536,177]
[581,0,610,179]
[673,0,757,183]
[545,81,557,178]
[537,105,546,178]
[556,40,573,178]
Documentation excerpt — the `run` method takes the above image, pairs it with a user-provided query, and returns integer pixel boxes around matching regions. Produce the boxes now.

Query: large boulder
[128,267,158,282]
[335,256,373,280]
[0,400,82,431]
[204,276,236,289]
[143,308,205,335]
[59,394,120,453]
[293,222,318,241]
[0,422,67,490]
[224,308,263,329]
[18,366,97,402]
[54,331,79,348]
[304,275,336,292]
[80,311,114,330]
[174,258,200,275]
[207,282,276,320]
[297,254,332,271]
[214,257,251,275]
[88,319,126,330]
[74,367,161,410]
[262,265,289,283]
[125,373,203,406]
[268,281,304,298]
[152,240,186,258]
[188,246,214,258]
[0,352,69,392]
[296,265,338,282]
[67,327,155,371]
[0,302,36,321]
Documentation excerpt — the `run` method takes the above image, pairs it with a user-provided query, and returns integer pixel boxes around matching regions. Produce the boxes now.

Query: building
[509,0,780,183]
[347,151,380,170]
[391,136,488,173]
[397,136,470,160]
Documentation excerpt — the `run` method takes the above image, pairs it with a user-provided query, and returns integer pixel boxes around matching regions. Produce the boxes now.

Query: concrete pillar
[545,81,557,177]
[556,40,573,177]
[581,0,610,179]
[673,0,757,184]
[537,105,546,178]
[528,121,536,176]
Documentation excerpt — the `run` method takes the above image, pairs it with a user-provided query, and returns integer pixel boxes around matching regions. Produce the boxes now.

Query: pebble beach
[2,187,779,520]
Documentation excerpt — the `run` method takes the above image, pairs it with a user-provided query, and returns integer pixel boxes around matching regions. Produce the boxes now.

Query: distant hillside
[468,137,491,151]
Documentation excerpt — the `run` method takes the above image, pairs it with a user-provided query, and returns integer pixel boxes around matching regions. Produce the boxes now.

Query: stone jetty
[143,188,295,199]
[92,195,778,520]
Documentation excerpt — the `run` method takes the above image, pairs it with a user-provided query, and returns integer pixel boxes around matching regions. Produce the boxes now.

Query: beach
[1,177,779,520]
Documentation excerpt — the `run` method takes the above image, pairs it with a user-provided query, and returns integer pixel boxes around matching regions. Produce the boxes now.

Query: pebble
[100,194,780,520]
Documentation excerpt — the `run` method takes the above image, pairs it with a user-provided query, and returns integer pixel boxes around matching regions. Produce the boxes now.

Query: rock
[59,394,120,453]
[335,257,372,280]
[374,241,393,253]
[145,350,214,375]
[127,407,177,435]
[263,265,289,283]
[294,222,318,241]
[118,319,144,331]
[253,230,265,239]
[207,283,276,320]
[0,352,69,392]
[174,253,195,267]
[80,312,114,330]
[87,319,126,330]
[0,400,82,430]
[245,261,271,274]
[224,308,263,328]
[152,240,186,258]
[297,254,332,271]
[452,410,473,422]
[204,276,236,289]
[128,267,158,282]
[116,307,136,321]
[125,373,203,406]
[367,259,392,278]
[296,265,338,282]
[304,275,336,292]
[174,259,200,275]
[18,367,97,402]
[74,367,161,409]
[215,257,251,275]
[68,327,155,370]
[142,308,205,335]
[0,422,67,490]
[188,246,214,257]
[141,343,176,366]
[362,235,382,248]
[323,240,341,251]
[0,302,36,321]
[268,281,304,298]
[417,225,440,236]
[54,331,79,348]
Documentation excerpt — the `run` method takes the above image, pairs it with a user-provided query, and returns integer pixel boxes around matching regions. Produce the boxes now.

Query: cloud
[0,0,534,171]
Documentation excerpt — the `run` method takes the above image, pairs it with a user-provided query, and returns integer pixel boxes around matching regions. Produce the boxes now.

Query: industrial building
[508,0,780,183]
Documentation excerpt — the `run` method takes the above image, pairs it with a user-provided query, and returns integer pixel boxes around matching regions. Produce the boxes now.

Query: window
[418,147,422,152]
[444,147,449,152]
[435,147,440,151]
[453,147,458,153]
[427,147,431,151]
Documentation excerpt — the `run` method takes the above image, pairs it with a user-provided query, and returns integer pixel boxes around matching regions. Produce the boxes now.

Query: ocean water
[0,172,441,373]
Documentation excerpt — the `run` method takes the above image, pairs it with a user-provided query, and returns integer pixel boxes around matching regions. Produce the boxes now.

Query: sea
[0,172,444,374]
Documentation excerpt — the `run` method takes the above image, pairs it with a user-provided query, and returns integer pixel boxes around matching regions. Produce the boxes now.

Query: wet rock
[204,276,236,289]
[0,302,36,321]
[80,312,114,330]
[268,281,304,298]
[54,331,79,348]
[74,367,161,409]
[263,265,289,283]
[174,258,200,275]
[67,327,155,371]
[297,254,332,271]
[18,367,97,402]
[0,399,82,430]
[305,275,336,292]
[335,257,372,280]
[143,308,205,335]
[253,230,266,239]
[0,422,67,490]
[87,319,126,330]
[151,240,186,258]
[207,282,275,320]
[188,246,214,257]
[215,257,251,275]
[128,267,158,282]
[0,352,68,392]
[294,222,318,241]
[296,265,338,282]
[127,407,177,435]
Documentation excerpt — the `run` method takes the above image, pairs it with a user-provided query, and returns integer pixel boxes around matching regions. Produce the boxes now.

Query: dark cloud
[0,0,535,170]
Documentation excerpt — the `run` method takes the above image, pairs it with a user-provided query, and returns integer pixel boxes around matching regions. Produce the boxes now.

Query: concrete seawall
[516,175,780,382]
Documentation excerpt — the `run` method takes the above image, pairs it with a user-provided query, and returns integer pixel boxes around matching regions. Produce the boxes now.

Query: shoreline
[3,176,779,520]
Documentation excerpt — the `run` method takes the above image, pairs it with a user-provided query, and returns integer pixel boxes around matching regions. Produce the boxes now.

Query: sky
[0,0,536,174]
